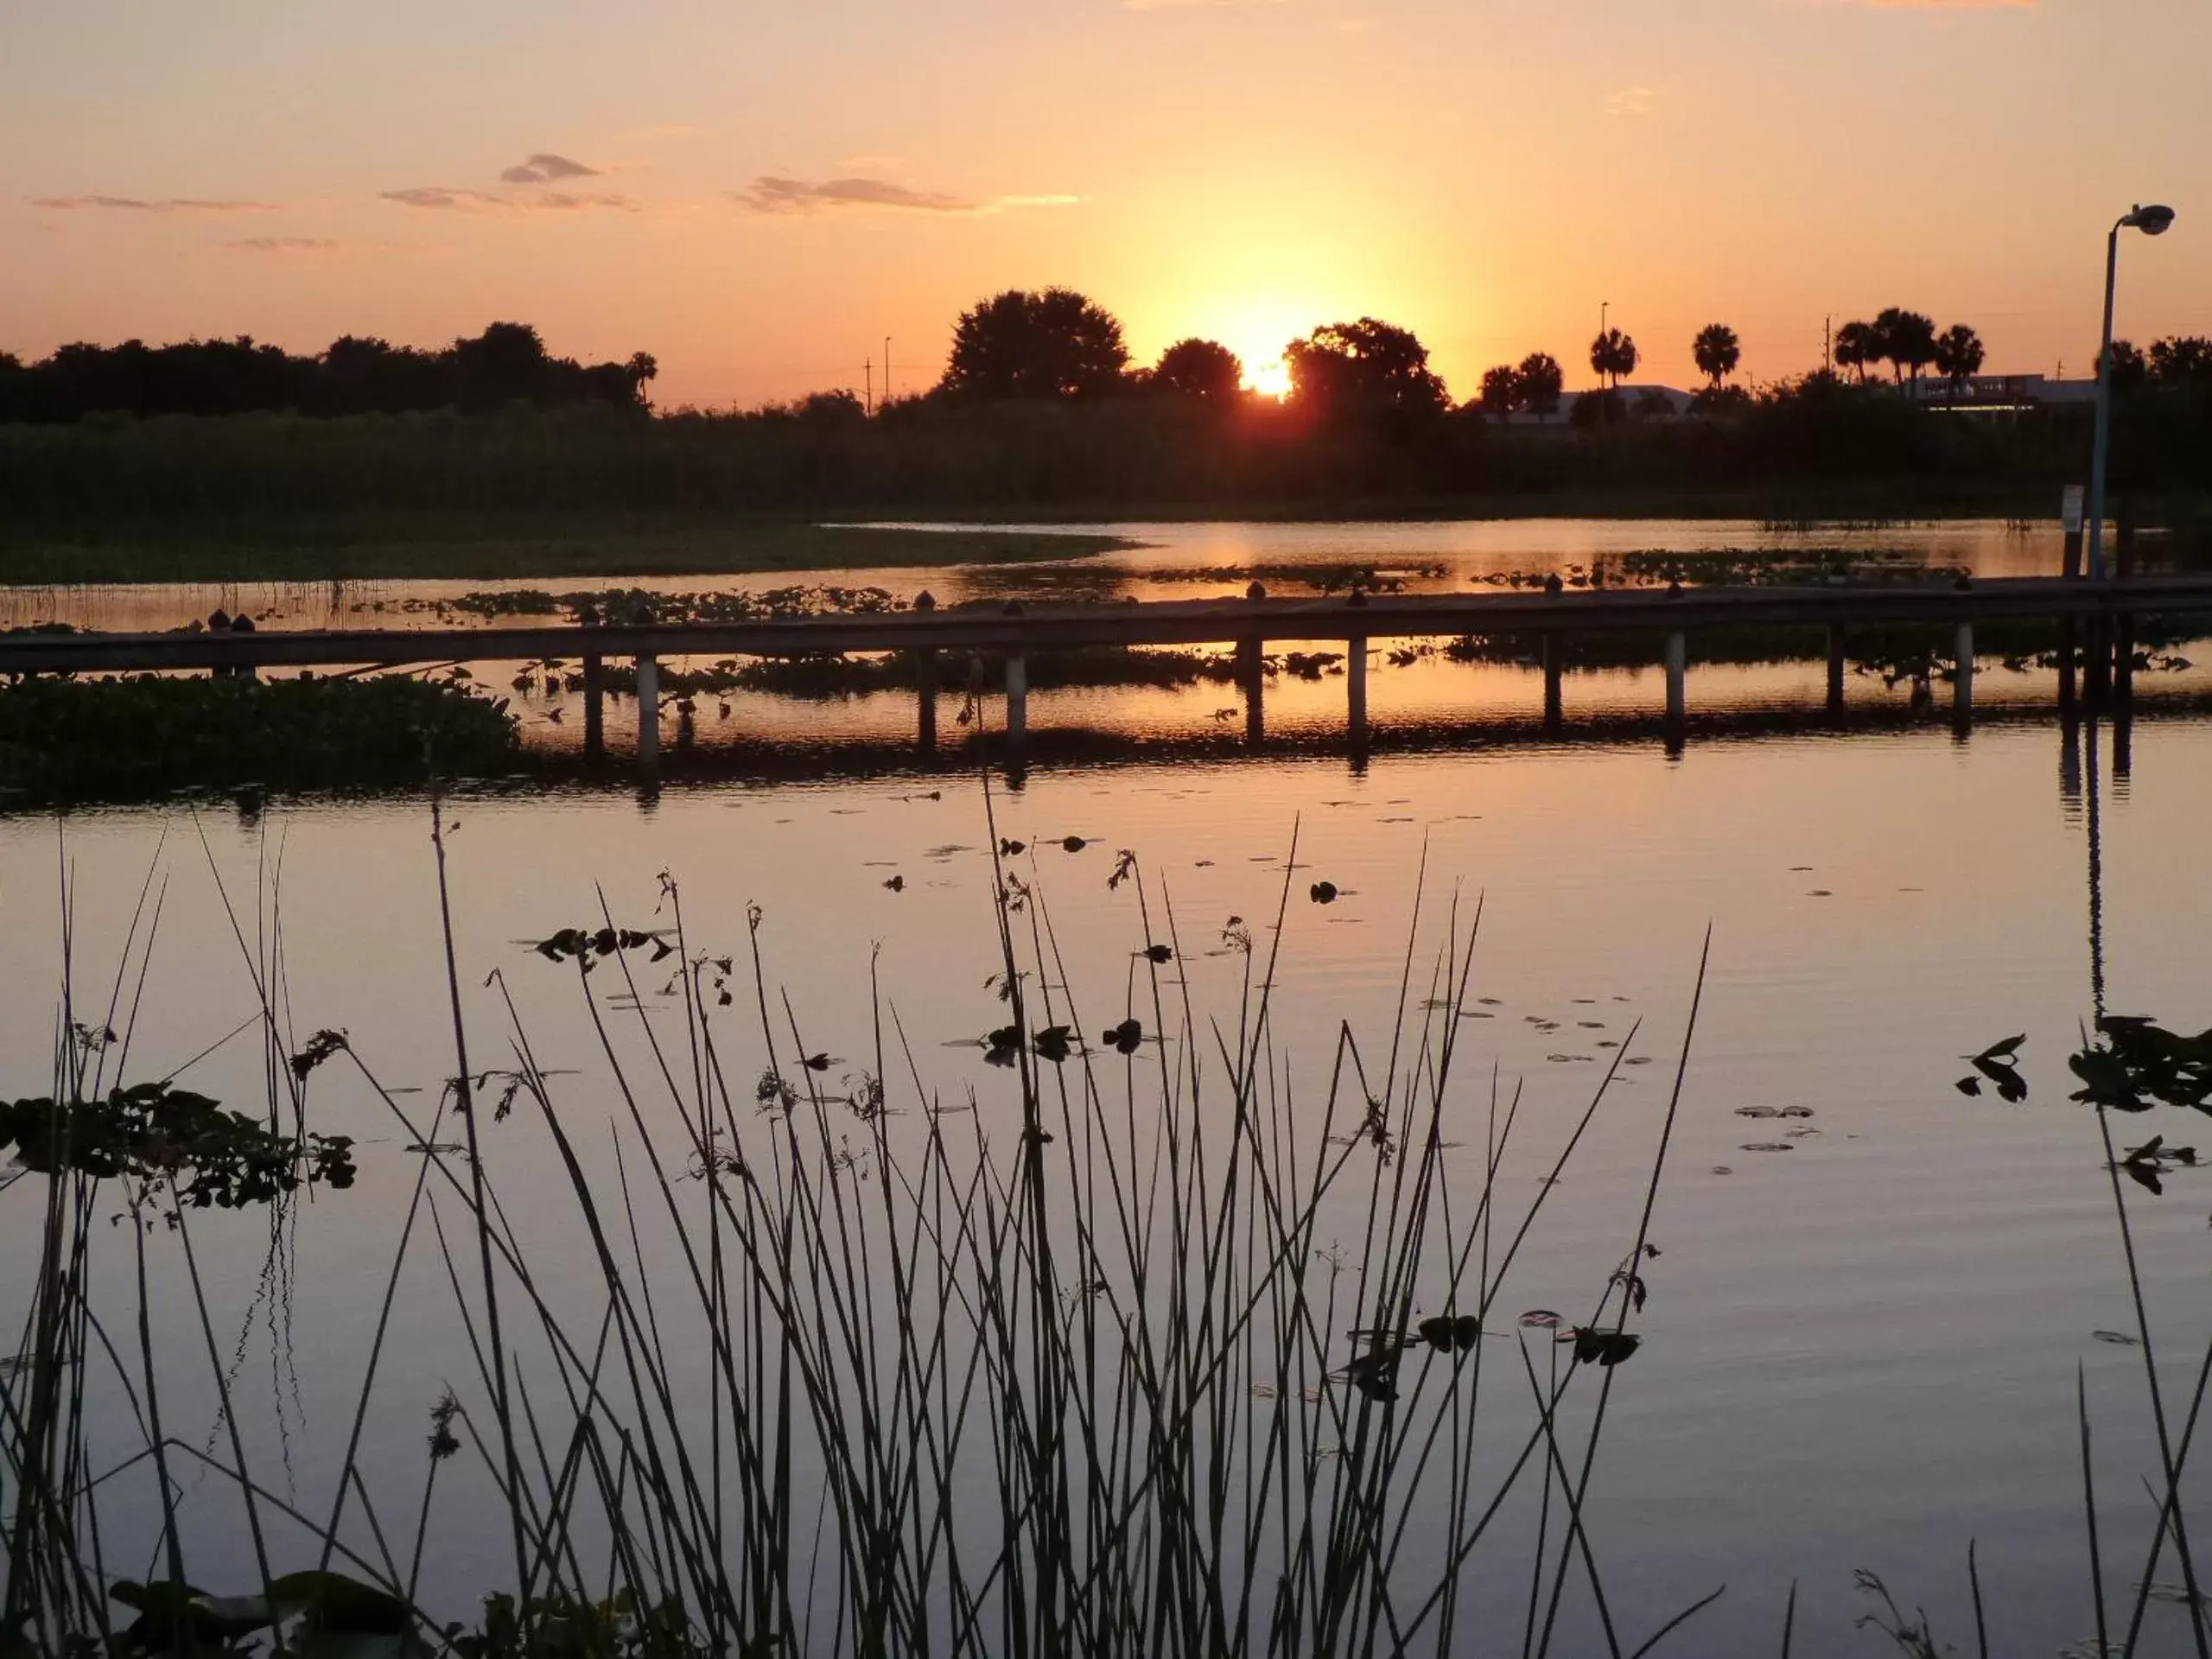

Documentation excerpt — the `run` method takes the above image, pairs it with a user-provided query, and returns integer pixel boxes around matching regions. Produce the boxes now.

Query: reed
[2,779,1731,1656]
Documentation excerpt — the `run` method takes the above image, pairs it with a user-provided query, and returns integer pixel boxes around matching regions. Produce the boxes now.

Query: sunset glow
[2,3,2207,406]
[1243,358,1292,401]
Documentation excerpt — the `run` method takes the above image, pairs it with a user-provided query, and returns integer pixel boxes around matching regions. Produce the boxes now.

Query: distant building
[1491,384,1695,425]
[1903,374,2099,410]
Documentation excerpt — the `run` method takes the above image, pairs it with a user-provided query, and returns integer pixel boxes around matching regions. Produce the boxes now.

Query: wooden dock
[5,574,2208,768]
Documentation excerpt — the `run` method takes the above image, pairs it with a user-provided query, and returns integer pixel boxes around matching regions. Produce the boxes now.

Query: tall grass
[1,778,1742,1656]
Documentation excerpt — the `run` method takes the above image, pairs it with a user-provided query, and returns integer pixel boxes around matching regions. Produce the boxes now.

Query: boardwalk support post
[1238,635,1264,747]
[582,654,604,759]
[634,655,659,770]
[1347,636,1368,749]
[1542,632,1563,733]
[1005,654,1027,753]
[1825,626,1846,715]
[1664,632,1687,728]
[1952,623,1974,734]
[917,648,938,756]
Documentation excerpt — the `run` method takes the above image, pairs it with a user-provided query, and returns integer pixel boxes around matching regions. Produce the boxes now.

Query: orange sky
[3,0,2207,408]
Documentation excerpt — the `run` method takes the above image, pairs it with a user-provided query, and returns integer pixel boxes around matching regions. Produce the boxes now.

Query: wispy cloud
[1605,86,1658,118]
[734,176,1075,215]
[381,186,506,211]
[380,185,635,213]
[32,195,279,213]
[499,152,601,184]
[532,191,638,212]
[228,236,340,253]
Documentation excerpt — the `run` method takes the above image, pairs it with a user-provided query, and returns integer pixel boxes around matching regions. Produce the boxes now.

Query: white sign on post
[2063,485,2086,534]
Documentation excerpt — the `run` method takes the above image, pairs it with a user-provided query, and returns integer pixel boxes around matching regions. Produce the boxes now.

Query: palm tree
[1691,324,1741,391]
[1516,352,1564,414]
[1588,327,1639,390]
[1872,307,1938,390]
[1930,324,1985,401]
[1834,321,1877,385]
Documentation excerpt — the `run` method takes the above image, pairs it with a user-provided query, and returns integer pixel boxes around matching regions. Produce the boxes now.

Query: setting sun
[1243,356,1291,400]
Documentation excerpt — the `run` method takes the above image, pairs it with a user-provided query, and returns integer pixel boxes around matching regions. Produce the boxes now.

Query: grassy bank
[0,514,1135,587]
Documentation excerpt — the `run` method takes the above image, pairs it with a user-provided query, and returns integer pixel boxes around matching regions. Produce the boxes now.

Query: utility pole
[865,358,874,414]
[884,337,893,406]
[1824,316,1833,375]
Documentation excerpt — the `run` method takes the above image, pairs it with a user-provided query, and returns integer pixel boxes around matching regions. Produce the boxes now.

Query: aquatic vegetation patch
[0,673,521,802]
[417,582,908,625]
[0,1080,356,1207]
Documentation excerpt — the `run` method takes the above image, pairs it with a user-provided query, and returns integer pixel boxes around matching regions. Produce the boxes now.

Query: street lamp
[2088,203,2177,581]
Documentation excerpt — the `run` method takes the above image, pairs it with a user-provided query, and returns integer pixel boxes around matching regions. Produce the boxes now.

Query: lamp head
[2122,203,2177,236]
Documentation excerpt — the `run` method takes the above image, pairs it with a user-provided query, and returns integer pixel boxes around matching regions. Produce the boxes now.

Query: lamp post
[2088,203,2176,581]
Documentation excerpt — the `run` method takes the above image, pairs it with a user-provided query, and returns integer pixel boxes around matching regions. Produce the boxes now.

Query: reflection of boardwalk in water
[5,575,2209,774]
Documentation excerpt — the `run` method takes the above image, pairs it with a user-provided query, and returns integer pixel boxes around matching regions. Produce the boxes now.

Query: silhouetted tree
[1283,318,1447,422]
[1152,338,1243,403]
[1478,364,1520,415]
[1588,327,1638,391]
[1567,389,1624,429]
[1834,321,1877,385]
[2101,339,2149,393]
[0,325,658,421]
[454,321,553,410]
[1931,324,1985,400]
[2150,336,2212,388]
[1691,323,1741,391]
[1872,308,1937,388]
[1516,352,1564,415]
[941,289,1129,400]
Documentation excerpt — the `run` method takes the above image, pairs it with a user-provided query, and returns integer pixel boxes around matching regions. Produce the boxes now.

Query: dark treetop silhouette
[940,288,1130,400]
[1283,319,1449,422]
[0,321,655,423]
[1149,338,1245,403]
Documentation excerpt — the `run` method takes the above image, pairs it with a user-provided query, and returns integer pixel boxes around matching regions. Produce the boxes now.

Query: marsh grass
[1,758,1747,1657]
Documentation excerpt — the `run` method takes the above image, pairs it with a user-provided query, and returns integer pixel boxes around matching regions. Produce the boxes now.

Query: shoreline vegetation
[0,518,1142,588]
[4,302,2209,588]
[2,302,2206,587]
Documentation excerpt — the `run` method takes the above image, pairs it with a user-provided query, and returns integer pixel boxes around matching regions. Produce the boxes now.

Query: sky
[3,0,2208,409]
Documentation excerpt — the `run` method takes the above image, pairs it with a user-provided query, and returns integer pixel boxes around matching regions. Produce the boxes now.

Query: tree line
[0,323,658,422]
[930,289,2017,423]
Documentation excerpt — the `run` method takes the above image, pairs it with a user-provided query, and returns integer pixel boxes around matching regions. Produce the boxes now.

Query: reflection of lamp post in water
[2088,204,2177,582]
[2085,715,2106,1019]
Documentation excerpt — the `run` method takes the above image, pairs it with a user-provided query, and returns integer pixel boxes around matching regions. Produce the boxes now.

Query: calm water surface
[0,514,2144,636]
[5,525,2212,1653]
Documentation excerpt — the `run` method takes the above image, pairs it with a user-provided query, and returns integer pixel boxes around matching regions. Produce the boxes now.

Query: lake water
[5,519,2212,1655]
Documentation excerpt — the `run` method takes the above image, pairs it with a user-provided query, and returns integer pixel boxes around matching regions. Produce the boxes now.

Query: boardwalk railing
[6,575,2210,768]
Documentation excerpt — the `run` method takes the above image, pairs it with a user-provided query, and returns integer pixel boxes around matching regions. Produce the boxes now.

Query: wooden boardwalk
[3,574,2210,675]
[5,573,2206,767]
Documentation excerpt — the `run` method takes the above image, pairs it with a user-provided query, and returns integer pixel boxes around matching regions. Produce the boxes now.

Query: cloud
[738,176,975,213]
[499,151,601,184]
[32,195,279,213]
[734,176,1075,215]
[379,185,636,214]
[532,191,638,212]
[1604,86,1657,117]
[381,186,508,211]
[228,236,340,253]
